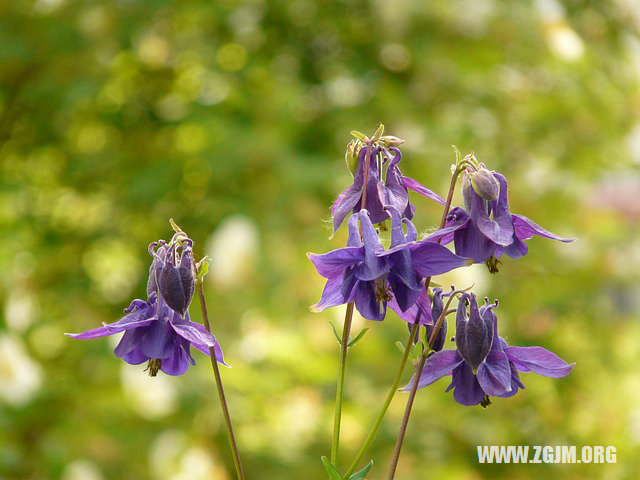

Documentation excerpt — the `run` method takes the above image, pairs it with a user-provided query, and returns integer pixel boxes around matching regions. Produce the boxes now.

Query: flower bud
[425,288,448,351]
[344,140,359,176]
[380,135,404,147]
[158,242,195,317]
[467,164,500,201]
[455,293,494,370]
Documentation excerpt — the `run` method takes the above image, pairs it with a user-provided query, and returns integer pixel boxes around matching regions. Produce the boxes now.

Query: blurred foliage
[1,0,640,479]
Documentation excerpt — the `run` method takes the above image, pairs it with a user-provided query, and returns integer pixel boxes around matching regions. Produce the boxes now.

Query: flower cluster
[309,131,575,409]
[68,232,225,376]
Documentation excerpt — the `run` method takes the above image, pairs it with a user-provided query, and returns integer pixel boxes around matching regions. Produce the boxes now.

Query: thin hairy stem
[331,302,355,464]
[344,320,420,477]
[196,280,246,480]
[387,166,464,479]
[330,140,375,465]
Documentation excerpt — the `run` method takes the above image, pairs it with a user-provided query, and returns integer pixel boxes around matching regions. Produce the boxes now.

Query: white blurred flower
[326,76,365,107]
[149,430,228,480]
[4,289,36,333]
[0,334,42,406]
[61,459,105,480]
[537,0,585,62]
[120,363,177,419]
[546,24,585,62]
[206,215,259,288]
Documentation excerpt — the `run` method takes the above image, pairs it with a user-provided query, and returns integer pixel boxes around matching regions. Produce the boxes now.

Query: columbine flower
[331,145,444,234]
[308,209,469,322]
[427,169,575,272]
[405,293,573,406]
[67,234,225,376]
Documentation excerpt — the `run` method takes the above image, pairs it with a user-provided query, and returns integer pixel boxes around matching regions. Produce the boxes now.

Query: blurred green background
[1,0,639,479]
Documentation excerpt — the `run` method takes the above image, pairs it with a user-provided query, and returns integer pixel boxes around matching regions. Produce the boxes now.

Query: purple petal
[170,317,218,350]
[401,176,445,205]
[409,241,470,277]
[160,344,191,376]
[331,185,362,234]
[496,235,529,259]
[310,274,355,313]
[192,339,227,366]
[388,287,432,325]
[402,350,463,391]
[448,362,485,406]
[120,348,148,365]
[355,210,389,281]
[307,247,363,278]
[114,327,147,357]
[139,320,176,359]
[382,159,410,214]
[471,174,514,246]
[453,220,497,263]
[423,207,470,245]
[476,350,513,396]
[66,312,155,340]
[505,346,574,378]
[354,280,386,321]
[511,214,576,243]
[497,363,525,398]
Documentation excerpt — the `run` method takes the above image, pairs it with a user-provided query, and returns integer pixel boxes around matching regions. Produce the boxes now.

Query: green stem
[343,322,419,478]
[386,165,465,479]
[331,302,355,464]
[196,280,246,480]
[330,138,375,466]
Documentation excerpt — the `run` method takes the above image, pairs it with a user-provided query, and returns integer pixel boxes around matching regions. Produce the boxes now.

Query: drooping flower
[67,233,225,376]
[426,169,575,272]
[404,293,573,406]
[308,209,469,322]
[331,145,445,234]
[67,293,225,376]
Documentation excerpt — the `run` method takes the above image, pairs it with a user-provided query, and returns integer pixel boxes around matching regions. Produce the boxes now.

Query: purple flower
[427,171,575,272]
[308,209,470,322]
[67,294,225,376]
[68,233,224,376]
[405,293,573,406]
[331,145,445,234]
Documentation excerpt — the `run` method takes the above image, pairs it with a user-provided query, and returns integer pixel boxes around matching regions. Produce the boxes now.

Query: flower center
[374,275,392,303]
[485,256,500,274]
[144,358,162,377]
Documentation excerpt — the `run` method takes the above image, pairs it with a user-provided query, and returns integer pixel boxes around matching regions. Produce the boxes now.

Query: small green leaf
[196,257,210,280]
[349,460,373,480]
[395,341,406,354]
[347,327,369,347]
[321,456,344,480]
[329,322,343,346]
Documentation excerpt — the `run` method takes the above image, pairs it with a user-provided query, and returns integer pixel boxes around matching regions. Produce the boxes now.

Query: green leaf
[347,327,369,347]
[349,460,373,480]
[321,456,344,480]
[329,322,343,346]
[395,341,406,354]
[196,257,210,280]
